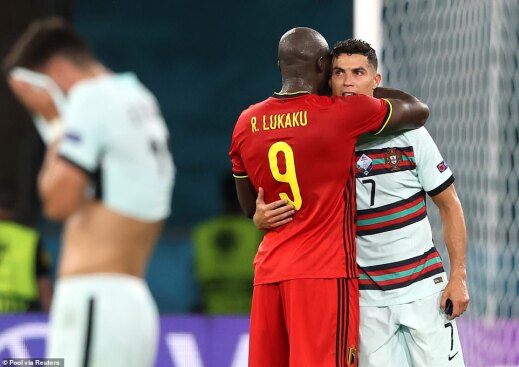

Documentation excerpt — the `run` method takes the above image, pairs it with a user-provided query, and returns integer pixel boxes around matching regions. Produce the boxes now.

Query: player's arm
[8,71,65,145]
[7,73,86,220]
[235,176,257,218]
[373,87,429,133]
[38,142,89,221]
[8,75,59,121]
[430,184,469,320]
[253,187,294,230]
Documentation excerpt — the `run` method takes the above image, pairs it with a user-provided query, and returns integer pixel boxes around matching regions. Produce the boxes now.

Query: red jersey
[230,92,390,285]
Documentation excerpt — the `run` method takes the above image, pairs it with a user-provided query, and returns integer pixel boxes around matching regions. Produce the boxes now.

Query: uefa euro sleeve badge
[356,154,373,176]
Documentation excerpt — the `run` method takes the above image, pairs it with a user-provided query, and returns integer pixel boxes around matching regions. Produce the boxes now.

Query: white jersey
[59,73,175,222]
[355,127,453,306]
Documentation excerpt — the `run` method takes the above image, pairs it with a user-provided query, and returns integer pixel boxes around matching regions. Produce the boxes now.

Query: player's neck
[63,64,111,92]
[78,63,110,81]
[44,60,111,94]
[279,77,315,94]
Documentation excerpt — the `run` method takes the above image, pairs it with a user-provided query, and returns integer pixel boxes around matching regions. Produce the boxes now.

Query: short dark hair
[3,17,93,73]
[331,39,378,70]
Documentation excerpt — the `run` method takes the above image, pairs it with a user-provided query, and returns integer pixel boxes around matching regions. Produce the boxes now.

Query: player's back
[231,93,389,284]
[63,73,174,221]
[58,73,175,277]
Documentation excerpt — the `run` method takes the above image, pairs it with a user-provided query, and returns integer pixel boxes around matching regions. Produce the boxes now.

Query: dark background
[0,0,354,312]
[73,0,353,226]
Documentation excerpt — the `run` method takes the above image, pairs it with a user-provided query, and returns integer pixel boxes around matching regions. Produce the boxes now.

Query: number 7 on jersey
[268,141,302,210]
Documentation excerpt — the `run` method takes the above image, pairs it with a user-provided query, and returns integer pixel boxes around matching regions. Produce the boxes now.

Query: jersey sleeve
[413,128,454,196]
[58,94,105,174]
[229,118,248,178]
[340,95,391,138]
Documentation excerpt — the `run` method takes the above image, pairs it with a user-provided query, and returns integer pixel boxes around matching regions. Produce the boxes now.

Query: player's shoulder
[68,75,114,110]
[241,97,270,111]
[402,126,434,143]
[357,125,421,150]
[330,94,385,111]
[70,73,139,104]
[236,96,274,121]
[331,94,379,103]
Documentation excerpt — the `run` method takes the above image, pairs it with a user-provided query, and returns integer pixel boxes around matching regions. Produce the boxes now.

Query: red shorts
[249,278,359,367]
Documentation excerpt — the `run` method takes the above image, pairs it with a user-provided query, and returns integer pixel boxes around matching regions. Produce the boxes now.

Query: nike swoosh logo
[448,351,459,361]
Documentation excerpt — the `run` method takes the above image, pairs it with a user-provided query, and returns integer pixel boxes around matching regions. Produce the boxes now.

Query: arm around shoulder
[374,87,429,133]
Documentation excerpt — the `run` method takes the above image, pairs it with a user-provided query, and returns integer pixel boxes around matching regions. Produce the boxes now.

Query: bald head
[277,27,331,94]
[278,27,329,63]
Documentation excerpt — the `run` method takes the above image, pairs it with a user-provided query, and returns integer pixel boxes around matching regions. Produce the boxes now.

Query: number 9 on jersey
[268,141,302,210]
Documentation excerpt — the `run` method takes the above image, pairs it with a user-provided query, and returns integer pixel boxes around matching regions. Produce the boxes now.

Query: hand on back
[253,187,295,230]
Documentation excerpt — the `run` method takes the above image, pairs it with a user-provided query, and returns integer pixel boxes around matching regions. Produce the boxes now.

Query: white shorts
[359,291,465,367]
[46,274,159,367]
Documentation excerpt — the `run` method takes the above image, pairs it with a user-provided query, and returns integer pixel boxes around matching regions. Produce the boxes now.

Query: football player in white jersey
[253,39,469,367]
[4,18,174,367]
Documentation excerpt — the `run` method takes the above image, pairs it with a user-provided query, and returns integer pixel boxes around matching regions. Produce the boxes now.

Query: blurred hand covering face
[9,67,67,144]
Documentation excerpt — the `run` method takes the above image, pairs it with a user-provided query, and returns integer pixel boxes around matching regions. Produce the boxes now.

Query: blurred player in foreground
[230,27,429,367]
[254,39,468,367]
[4,17,174,367]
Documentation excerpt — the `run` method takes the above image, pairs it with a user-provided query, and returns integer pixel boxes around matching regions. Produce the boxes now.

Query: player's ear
[317,56,325,73]
[373,73,382,90]
[317,53,331,74]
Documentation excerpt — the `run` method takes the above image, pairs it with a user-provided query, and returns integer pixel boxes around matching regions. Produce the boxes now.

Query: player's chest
[354,146,421,208]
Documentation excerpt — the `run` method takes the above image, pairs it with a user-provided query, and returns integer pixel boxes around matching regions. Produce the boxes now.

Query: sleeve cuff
[232,172,248,179]
[427,175,455,197]
[58,154,95,176]
[373,99,393,135]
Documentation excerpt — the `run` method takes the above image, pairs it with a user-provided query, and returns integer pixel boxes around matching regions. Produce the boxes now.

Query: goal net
[361,0,519,365]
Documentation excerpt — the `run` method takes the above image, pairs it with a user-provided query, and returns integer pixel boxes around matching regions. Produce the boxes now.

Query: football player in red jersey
[254,39,468,367]
[229,27,429,367]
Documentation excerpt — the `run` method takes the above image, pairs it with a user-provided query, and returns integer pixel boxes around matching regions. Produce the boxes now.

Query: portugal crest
[384,147,403,171]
